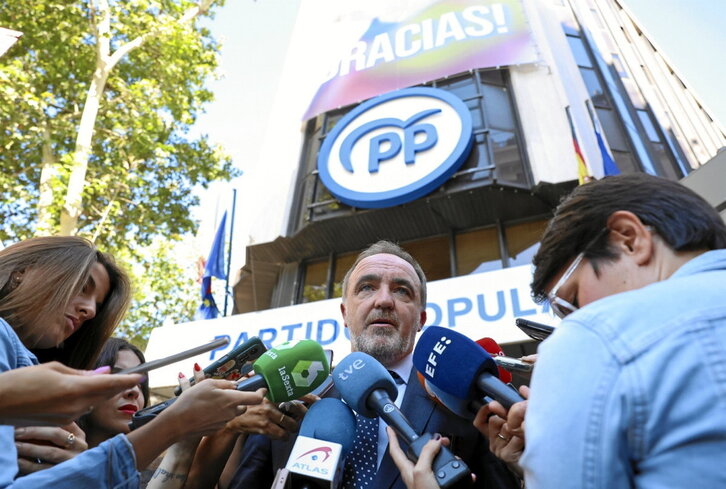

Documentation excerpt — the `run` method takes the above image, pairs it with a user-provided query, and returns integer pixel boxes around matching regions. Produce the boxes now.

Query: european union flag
[197,212,227,320]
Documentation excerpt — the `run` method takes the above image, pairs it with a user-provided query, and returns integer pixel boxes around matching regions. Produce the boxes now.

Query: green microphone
[239,339,330,403]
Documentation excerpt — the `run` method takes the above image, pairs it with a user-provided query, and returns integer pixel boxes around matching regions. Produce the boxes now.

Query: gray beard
[351,325,417,366]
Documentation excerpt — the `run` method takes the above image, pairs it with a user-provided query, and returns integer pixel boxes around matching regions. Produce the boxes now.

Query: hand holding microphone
[333,352,470,489]
[130,339,330,430]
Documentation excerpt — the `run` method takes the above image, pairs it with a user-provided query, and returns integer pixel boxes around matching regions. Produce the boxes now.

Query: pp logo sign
[317,87,473,208]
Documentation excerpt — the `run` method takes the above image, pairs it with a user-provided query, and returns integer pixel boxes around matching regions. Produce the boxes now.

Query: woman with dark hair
[16,337,150,474]
[77,338,149,447]
[0,236,264,488]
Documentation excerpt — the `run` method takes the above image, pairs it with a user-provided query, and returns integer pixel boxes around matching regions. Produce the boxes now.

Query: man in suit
[228,241,519,489]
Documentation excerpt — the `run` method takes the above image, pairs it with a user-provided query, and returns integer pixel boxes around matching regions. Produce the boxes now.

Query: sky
[190,0,725,262]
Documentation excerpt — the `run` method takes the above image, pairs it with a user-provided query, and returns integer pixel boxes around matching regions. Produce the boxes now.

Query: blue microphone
[285,398,357,489]
[333,352,470,489]
[413,326,524,409]
[422,378,483,421]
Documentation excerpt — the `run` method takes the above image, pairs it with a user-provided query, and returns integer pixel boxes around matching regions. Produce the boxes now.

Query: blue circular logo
[317,87,473,208]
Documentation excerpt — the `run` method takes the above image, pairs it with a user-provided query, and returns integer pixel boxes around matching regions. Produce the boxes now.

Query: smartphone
[492,355,534,373]
[173,336,267,396]
[515,318,555,342]
[116,337,230,375]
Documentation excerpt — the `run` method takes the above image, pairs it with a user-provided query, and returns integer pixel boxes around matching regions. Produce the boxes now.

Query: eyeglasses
[546,226,613,319]
[546,252,585,319]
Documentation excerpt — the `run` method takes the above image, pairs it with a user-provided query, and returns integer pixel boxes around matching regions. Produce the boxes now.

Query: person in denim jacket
[516,173,726,488]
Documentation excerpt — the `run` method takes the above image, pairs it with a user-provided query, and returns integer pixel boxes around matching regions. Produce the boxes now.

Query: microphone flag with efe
[332,352,471,489]
[284,398,357,488]
[413,326,524,409]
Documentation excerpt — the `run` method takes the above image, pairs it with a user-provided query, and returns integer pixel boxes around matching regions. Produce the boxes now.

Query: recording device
[476,338,513,382]
[173,336,266,396]
[413,327,525,410]
[129,339,330,430]
[492,355,534,373]
[477,337,534,373]
[278,349,335,418]
[282,398,357,489]
[515,318,555,341]
[116,337,230,375]
[333,352,470,489]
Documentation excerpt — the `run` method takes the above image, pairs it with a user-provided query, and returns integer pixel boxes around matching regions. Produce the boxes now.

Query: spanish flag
[566,106,592,184]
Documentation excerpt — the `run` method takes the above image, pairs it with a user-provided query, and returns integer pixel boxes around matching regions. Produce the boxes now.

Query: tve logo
[317,87,473,208]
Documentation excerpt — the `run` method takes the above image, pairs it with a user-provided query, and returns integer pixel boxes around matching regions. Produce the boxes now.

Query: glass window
[651,143,681,179]
[490,130,524,185]
[567,36,593,68]
[479,69,504,85]
[332,251,357,298]
[636,109,661,142]
[580,68,609,107]
[455,227,501,275]
[596,108,629,151]
[481,84,515,130]
[454,132,493,182]
[437,74,478,101]
[506,220,548,267]
[301,259,329,303]
[611,53,628,78]
[404,236,451,282]
[467,98,485,130]
[611,150,640,173]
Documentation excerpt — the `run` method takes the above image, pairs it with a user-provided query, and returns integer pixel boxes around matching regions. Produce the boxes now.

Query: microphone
[333,352,470,489]
[420,375,483,421]
[476,338,512,383]
[284,398,357,489]
[130,339,330,430]
[413,327,524,410]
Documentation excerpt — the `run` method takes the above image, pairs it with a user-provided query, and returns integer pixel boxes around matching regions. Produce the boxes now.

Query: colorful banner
[303,0,538,121]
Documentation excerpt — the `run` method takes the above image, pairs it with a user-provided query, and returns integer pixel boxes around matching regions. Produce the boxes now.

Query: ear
[418,310,427,331]
[606,211,654,266]
[340,303,348,329]
[9,269,26,288]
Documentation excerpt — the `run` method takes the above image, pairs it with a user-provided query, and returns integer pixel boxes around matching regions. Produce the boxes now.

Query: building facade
[145,0,724,389]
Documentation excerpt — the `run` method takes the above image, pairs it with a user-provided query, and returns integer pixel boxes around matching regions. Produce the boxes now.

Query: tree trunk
[36,125,57,235]
[59,62,109,236]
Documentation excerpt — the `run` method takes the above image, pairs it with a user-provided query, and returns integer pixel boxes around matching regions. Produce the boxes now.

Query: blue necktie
[342,413,378,489]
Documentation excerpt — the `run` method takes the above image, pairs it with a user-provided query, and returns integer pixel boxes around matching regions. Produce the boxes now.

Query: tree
[0,0,239,342]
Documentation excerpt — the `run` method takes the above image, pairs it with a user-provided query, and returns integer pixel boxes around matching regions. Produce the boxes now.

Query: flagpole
[223,188,237,316]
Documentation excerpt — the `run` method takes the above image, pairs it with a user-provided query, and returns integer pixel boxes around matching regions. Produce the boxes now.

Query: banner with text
[303,0,538,121]
[145,264,556,389]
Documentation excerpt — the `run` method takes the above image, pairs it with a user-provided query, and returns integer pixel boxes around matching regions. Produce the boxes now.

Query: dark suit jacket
[229,366,519,489]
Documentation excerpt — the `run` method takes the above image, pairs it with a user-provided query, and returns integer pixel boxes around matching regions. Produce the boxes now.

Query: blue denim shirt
[0,318,140,488]
[521,249,726,489]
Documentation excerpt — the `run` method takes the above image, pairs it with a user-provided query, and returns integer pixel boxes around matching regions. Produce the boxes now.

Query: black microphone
[332,352,470,489]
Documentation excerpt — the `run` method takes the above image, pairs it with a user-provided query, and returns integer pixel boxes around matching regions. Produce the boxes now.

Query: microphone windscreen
[332,352,398,418]
[424,379,477,421]
[299,398,357,456]
[253,340,330,403]
[413,326,498,399]
[476,337,513,383]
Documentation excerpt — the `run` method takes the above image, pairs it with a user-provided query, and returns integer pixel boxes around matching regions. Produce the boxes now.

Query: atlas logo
[317,87,473,209]
[425,336,452,378]
[297,446,333,463]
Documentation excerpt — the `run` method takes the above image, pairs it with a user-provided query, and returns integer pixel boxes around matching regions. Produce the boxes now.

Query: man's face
[341,253,426,366]
[546,252,644,316]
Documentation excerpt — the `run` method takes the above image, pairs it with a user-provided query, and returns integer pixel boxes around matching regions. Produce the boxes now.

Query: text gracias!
[208,287,550,360]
